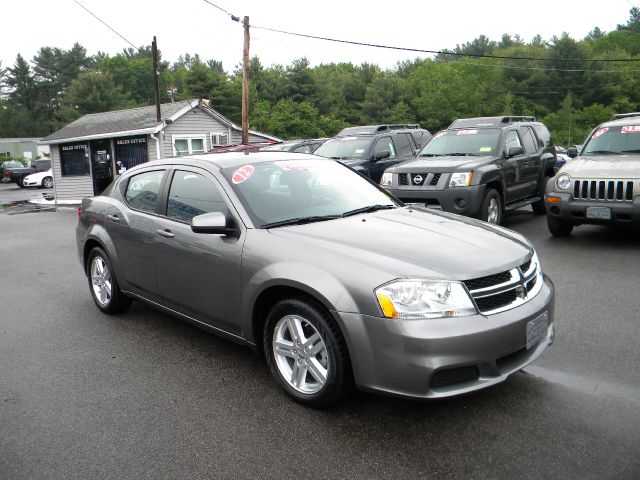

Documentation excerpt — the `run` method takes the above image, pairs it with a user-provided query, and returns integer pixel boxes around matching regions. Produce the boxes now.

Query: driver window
[372,137,396,159]
[166,170,227,223]
[505,130,523,151]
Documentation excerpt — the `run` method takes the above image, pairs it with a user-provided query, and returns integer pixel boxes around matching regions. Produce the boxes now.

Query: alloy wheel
[90,256,113,306]
[487,198,500,224]
[272,314,329,394]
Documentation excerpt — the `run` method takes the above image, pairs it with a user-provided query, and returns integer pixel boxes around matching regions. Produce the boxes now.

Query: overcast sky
[1,0,637,72]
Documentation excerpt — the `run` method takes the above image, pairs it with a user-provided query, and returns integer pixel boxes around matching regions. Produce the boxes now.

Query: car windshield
[419,129,501,157]
[313,137,371,160]
[582,125,640,155]
[261,143,294,151]
[222,159,398,228]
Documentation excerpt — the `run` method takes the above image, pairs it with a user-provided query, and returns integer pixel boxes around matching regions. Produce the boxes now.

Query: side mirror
[567,146,578,158]
[374,150,391,161]
[191,211,235,235]
[507,146,524,157]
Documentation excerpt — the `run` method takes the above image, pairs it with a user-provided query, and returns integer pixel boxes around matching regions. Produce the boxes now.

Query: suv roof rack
[611,112,640,120]
[337,124,421,136]
[449,116,536,129]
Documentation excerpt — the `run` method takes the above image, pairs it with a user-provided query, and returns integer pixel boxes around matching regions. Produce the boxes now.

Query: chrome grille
[463,259,541,315]
[572,179,634,201]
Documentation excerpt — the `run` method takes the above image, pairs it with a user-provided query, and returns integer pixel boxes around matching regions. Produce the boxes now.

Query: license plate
[586,206,611,220]
[526,312,548,350]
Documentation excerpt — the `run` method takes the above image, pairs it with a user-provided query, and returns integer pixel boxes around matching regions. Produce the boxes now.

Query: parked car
[209,141,280,153]
[1,160,24,182]
[260,138,327,154]
[22,169,54,189]
[545,114,640,236]
[555,146,570,169]
[381,116,556,225]
[4,159,51,188]
[314,124,432,183]
[77,152,555,407]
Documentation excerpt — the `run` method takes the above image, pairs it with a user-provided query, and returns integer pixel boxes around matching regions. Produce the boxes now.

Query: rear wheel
[42,176,53,189]
[264,298,352,408]
[478,189,502,225]
[86,247,131,314]
[547,215,573,236]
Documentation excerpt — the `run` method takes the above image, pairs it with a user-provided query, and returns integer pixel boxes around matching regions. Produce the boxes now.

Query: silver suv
[545,114,640,235]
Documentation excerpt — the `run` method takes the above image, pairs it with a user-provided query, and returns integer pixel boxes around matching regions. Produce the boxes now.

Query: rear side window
[521,127,538,153]
[166,170,227,223]
[394,134,413,157]
[124,170,165,213]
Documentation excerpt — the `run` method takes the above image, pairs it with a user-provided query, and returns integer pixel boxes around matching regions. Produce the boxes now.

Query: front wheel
[547,215,573,236]
[478,189,503,225]
[86,247,132,314]
[16,177,26,188]
[42,176,53,189]
[264,298,352,408]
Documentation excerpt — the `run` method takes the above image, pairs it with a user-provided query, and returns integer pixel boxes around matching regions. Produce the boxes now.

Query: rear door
[153,167,245,335]
[502,129,529,202]
[519,126,543,196]
[367,136,398,183]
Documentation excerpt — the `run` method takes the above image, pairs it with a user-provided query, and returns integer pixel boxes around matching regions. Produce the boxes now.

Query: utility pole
[242,16,250,144]
[152,36,161,123]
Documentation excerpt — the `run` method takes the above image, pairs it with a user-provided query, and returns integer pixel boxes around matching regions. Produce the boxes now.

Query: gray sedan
[77,153,555,407]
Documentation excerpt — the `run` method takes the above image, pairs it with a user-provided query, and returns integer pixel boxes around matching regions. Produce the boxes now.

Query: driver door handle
[156,229,175,238]
[107,214,120,222]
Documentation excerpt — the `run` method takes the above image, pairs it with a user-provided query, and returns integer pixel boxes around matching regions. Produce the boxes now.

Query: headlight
[380,172,392,187]
[556,173,571,190]
[375,280,477,319]
[449,171,473,187]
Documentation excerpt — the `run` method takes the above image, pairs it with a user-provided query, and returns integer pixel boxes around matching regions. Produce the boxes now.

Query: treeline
[2,9,640,146]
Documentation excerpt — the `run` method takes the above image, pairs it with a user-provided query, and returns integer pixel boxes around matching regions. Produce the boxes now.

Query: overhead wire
[73,0,137,49]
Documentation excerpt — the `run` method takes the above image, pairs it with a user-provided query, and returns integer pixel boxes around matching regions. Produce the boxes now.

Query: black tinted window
[125,170,165,213]
[395,134,413,157]
[166,170,227,223]
[372,137,396,159]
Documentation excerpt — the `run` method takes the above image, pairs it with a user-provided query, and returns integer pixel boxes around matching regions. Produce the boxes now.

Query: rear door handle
[107,214,120,222]
[156,229,175,238]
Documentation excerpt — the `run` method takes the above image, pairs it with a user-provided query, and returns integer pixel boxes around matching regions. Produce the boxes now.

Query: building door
[91,140,114,195]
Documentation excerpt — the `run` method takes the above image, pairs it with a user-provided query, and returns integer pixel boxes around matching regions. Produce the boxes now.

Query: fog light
[455,198,467,208]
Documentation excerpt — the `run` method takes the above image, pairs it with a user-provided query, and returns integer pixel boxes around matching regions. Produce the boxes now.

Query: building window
[60,142,90,176]
[210,132,229,146]
[172,135,207,156]
[114,136,149,174]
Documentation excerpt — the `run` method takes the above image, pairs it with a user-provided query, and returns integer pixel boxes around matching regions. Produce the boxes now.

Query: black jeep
[314,124,432,183]
[381,116,556,224]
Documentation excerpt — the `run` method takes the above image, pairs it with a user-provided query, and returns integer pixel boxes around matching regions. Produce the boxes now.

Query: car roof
[600,115,640,128]
[449,116,536,129]
[336,124,422,136]
[130,152,326,172]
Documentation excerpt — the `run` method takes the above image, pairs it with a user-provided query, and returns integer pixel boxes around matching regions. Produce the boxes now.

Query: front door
[91,140,114,195]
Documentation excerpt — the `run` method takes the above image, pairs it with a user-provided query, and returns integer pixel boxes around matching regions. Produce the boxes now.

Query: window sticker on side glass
[354,149,365,153]
[592,127,609,138]
[456,129,478,136]
[479,147,492,152]
[621,126,640,133]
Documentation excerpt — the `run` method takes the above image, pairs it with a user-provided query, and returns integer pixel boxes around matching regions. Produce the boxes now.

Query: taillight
[77,206,82,220]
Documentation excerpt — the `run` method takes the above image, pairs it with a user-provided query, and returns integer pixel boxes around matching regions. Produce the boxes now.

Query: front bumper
[335,275,555,399]
[387,184,486,217]
[546,192,640,225]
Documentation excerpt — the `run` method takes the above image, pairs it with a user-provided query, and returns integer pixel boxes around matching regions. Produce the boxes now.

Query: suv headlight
[556,173,571,190]
[380,172,392,187]
[449,171,473,187]
[375,280,477,319]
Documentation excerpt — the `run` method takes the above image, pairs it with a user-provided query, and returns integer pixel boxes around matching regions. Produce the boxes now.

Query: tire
[531,175,552,215]
[547,215,573,237]
[42,176,53,189]
[86,247,132,314]
[16,176,26,188]
[478,188,503,225]
[264,297,353,408]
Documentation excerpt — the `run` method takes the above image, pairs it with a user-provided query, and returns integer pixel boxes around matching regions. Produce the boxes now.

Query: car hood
[268,207,531,280]
[390,156,494,172]
[24,169,52,181]
[561,155,640,178]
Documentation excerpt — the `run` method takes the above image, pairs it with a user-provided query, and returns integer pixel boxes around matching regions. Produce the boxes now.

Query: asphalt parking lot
[1,203,639,479]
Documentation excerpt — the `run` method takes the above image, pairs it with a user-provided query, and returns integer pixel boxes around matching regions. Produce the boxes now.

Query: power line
[447,57,640,73]
[201,0,240,22]
[73,0,137,49]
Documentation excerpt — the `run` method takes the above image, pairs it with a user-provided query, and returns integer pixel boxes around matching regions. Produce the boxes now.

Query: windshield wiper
[620,149,640,153]
[585,150,621,155]
[341,204,396,218]
[446,152,473,156]
[419,153,446,157]
[261,215,341,229]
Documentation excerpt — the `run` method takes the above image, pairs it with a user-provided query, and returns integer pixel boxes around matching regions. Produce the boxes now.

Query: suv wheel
[479,189,502,225]
[547,215,573,236]
[264,298,352,408]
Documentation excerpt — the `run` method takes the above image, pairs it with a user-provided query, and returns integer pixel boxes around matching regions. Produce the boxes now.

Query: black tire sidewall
[480,189,502,224]
[547,215,573,236]
[263,298,351,408]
